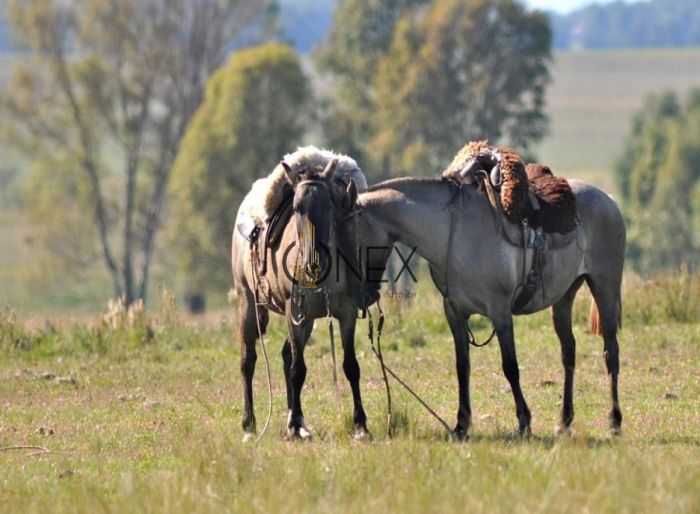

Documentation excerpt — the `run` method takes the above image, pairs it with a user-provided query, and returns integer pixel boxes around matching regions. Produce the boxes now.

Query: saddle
[237,192,293,277]
[443,141,581,313]
[444,142,579,235]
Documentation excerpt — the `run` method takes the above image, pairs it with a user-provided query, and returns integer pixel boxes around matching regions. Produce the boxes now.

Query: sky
[525,0,639,13]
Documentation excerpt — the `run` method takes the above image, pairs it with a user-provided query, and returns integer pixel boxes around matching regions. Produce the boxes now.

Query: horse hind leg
[586,275,623,434]
[239,289,268,440]
[551,276,585,435]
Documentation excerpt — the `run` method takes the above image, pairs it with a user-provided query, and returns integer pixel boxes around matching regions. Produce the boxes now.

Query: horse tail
[588,294,622,336]
[588,299,602,336]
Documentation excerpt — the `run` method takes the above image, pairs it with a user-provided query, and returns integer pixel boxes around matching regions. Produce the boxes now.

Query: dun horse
[231,148,370,441]
[356,176,625,439]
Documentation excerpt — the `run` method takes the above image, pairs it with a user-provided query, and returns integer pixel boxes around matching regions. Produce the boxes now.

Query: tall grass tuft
[622,270,700,325]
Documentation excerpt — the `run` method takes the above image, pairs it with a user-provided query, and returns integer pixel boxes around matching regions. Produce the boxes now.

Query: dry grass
[1,277,699,513]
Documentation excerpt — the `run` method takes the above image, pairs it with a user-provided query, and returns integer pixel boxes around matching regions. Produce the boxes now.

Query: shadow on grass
[382,427,622,448]
[648,435,700,446]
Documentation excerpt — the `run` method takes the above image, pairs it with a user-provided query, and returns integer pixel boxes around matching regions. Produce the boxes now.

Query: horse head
[282,158,359,289]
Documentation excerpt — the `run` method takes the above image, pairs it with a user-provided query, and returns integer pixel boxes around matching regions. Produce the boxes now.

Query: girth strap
[512,222,546,313]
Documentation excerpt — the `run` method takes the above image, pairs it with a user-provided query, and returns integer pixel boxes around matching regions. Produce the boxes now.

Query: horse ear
[321,158,339,179]
[281,161,299,186]
[346,178,358,207]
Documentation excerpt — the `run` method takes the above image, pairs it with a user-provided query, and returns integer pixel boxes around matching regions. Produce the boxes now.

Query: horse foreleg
[444,299,472,441]
[239,290,266,439]
[339,313,370,440]
[281,338,293,412]
[495,318,532,438]
[286,310,313,440]
[551,277,584,434]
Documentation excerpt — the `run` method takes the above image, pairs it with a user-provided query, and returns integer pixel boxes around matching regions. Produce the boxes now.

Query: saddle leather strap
[512,224,545,313]
[259,194,293,277]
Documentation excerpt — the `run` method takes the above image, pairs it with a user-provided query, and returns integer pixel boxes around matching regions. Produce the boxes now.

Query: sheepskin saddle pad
[524,164,579,234]
[237,146,368,244]
[443,140,529,224]
[442,141,578,234]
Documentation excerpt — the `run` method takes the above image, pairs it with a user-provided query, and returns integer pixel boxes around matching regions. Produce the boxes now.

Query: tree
[314,0,430,168]
[168,43,310,294]
[371,0,551,176]
[615,89,700,273]
[0,0,265,305]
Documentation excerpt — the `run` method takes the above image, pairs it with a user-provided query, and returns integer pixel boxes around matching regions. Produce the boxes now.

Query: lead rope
[368,301,453,435]
[250,248,273,446]
[323,286,340,395]
[367,303,393,435]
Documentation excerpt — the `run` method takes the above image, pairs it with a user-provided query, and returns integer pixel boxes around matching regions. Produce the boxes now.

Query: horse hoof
[555,424,574,437]
[286,426,313,441]
[518,426,532,440]
[298,426,313,440]
[450,429,470,442]
[353,429,372,443]
[242,432,256,444]
[609,425,622,437]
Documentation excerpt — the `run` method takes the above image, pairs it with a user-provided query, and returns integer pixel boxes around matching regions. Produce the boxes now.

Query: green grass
[1,279,699,513]
[536,47,700,193]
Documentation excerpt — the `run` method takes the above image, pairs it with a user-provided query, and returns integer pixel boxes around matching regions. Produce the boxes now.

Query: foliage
[167,43,310,294]
[552,0,700,50]
[372,0,550,176]
[615,88,700,273]
[317,0,550,180]
[315,0,430,169]
[0,0,265,305]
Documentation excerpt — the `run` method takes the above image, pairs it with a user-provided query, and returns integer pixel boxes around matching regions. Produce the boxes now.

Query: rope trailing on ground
[367,303,393,436]
[368,301,453,435]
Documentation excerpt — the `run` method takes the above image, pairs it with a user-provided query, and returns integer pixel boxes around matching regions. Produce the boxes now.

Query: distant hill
[551,0,700,49]
[2,0,700,54]
[277,0,700,53]
[0,0,12,52]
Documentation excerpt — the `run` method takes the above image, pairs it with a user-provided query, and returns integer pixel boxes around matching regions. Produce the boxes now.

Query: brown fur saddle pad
[443,141,529,223]
[443,141,578,234]
[524,164,578,234]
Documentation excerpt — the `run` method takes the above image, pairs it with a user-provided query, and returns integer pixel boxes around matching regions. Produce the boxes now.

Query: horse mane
[239,146,367,225]
[365,176,444,193]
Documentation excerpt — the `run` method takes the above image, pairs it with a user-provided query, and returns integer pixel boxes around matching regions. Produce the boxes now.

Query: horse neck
[358,178,455,266]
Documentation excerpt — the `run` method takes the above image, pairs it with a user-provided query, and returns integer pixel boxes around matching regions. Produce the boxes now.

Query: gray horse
[231,156,370,441]
[355,177,625,439]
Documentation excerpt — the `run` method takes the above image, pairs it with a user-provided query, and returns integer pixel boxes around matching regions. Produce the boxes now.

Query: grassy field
[1,277,699,513]
[535,47,700,193]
